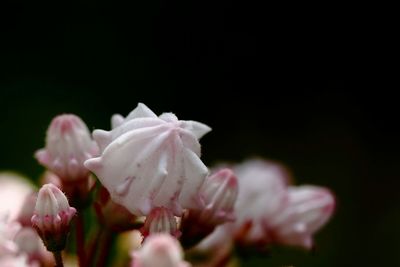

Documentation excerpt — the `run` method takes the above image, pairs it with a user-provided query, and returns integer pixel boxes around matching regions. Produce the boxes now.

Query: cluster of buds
[0,103,336,266]
[199,159,335,251]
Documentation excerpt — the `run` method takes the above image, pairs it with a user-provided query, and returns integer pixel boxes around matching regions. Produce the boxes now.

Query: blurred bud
[17,193,37,227]
[0,172,36,221]
[131,234,190,267]
[198,168,238,224]
[180,169,238,248]
[35,114,98,182]
[14,227,48,264]
[269,185,335,249]
[140,207,180,239]
[0,213,21,257]
[31,184,76,251]
[39,171,62,188]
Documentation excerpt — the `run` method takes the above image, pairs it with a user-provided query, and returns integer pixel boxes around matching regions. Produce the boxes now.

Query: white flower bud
[31,184,76,251]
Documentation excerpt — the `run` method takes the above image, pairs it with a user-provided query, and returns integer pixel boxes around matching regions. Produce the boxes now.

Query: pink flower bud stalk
[268,185,335,249]
[85,103,210,217]
[180,169,238,248]
[31,184,76,252]
[140,207,180,239]
[131,234,191,267]
[35,114,98,207]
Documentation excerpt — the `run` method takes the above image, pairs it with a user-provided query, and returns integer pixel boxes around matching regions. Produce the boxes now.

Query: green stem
[87,227,104,267]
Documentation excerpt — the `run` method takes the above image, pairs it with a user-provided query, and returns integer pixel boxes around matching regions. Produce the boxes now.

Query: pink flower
[140,207,180,238]
[131,234,191,267]
[232,160,289,244]
[35,114,98,182]
[85,103,211,216]
[31,184,76,251]
[268,185,335,249]
[199,159,335,250]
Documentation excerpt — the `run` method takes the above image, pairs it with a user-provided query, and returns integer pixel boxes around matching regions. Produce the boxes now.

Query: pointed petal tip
[83,157,102,172]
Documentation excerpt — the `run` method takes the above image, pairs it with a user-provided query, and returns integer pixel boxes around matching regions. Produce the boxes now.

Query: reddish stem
[76,214,86,267]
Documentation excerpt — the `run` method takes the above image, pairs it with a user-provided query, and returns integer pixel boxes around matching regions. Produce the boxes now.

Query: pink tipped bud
[35,114,98,182]
[131,234,190,267]
[140,207,180,239]
[269,185,335,249]
[31,184,76,251]
[198,168,238,225]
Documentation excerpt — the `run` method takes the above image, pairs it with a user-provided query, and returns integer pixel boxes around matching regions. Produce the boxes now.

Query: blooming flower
[199,159,335,250]
[35,114,98,182]
[131,234,191,267]
[85,103,211,216]
[31,184,76,251]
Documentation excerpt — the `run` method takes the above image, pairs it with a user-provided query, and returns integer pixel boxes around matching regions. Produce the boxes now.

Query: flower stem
[76,214,86,267]
[96,230,114,267]
[53,251,64,267]
[86,226,104,267]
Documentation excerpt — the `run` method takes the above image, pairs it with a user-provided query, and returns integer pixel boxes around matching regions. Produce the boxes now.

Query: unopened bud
[31,184,76,251]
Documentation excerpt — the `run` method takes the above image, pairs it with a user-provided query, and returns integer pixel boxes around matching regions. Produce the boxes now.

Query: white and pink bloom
[31,184,76,251]
[131,234,191,267]
[199,159,335,250]
[35,114,98,182]
[85,103,211,216]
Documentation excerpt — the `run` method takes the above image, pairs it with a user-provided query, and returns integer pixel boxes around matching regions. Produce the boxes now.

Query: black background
[0,1,397,266]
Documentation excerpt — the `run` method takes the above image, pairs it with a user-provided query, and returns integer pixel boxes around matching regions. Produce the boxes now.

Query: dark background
[0,1,397,266]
